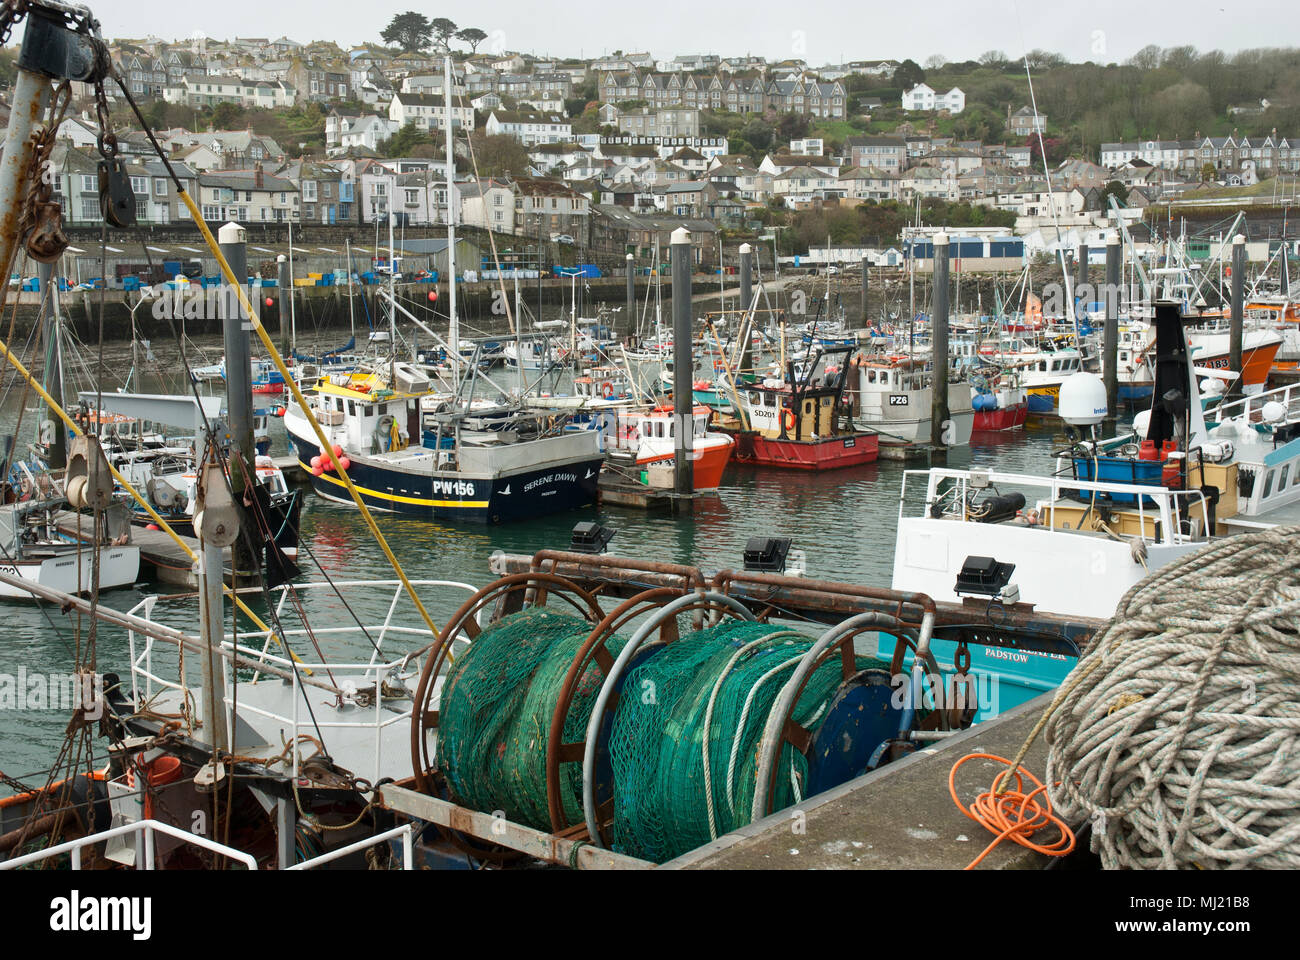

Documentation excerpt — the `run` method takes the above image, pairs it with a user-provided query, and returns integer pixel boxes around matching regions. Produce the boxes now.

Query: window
[79,196,101,221]
[81,174,97,192]
[130,176,148,194]
[1280,464,1291,491]
[154,177,167,196]
[1263,469,1276,499]
[135,198,147,221]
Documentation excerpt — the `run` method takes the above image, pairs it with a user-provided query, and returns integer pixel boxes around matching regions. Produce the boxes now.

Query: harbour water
[0,334,1069,784]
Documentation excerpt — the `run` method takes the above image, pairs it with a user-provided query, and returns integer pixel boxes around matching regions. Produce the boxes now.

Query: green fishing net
[437,608,624,831]
[608,619,888,863]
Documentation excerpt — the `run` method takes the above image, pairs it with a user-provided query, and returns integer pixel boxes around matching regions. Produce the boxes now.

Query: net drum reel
[572,590,762,848]
[751,609,938,822]
[409,571,604,863]
[544,586,696,835]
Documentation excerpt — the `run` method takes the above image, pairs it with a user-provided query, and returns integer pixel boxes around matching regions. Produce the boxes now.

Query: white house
[459,178,517,234]
[484,110,573,147]
[341,116,399,154]
[901,84,965,114]
[388,92,475,133]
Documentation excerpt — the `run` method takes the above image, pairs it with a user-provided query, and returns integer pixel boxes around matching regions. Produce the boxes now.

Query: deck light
[743,537,792,573]
[571,521,615,554]
[954,555,1016,598]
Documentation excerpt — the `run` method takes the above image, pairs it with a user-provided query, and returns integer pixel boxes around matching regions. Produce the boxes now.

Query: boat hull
[636,440,733,491]
[972,402,1028,432]
[729,431,878,469]
[0,547,140,601]
[291,436,601,523]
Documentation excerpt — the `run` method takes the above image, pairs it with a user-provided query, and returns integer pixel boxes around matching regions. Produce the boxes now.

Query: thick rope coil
[1044,526,1300,869]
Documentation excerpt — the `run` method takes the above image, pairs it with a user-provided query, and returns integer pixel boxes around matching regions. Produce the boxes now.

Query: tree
[978,50,1008,69]
[456,27,488,54]
[383,121,432,157]
[1128,44,1162,70]
[381,12,432,52]
[468,131,530,177]
[1101,180,1129,207]
[893,59,925,90]
[924,55,948,71]
[430,18,458,51]
[210,101,245,129]
[740,117,773,151]
[775,113,810,144]
[1201,162,1216,182]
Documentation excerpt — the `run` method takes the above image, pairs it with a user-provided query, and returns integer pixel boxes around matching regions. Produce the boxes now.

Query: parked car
[552,234,575,245]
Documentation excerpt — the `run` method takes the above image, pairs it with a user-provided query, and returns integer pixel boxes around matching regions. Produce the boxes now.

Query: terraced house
[765,77,847,118]
[484,110,573,147]
[198,167,299,223]
[512,177,590,240]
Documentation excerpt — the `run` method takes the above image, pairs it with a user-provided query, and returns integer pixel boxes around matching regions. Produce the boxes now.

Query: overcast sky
[91,0,1293,65]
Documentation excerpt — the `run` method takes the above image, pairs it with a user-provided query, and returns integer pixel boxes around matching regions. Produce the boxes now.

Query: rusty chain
[19,79,71,263]
[0,0,29,46]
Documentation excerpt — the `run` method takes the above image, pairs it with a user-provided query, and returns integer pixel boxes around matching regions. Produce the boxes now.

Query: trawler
[284,353,603,522]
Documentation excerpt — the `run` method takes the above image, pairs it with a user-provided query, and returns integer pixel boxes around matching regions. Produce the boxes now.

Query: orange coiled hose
[948,753,1076,870]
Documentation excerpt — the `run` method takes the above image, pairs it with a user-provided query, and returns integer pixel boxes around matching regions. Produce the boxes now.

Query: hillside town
[4,24,1294,274]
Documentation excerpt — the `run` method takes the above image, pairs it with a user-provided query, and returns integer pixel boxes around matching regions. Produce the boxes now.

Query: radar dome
[1059,373,1108,426]
[1263,401,1287,424]
[1133,409,1152,438]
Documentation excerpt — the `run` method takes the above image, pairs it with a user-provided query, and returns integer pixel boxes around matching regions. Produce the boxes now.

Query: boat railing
[0,818,258,871]
[125,580,480,786]
[285,823,414,870]
[900,467,1212,546]
[1209,380,1300,426]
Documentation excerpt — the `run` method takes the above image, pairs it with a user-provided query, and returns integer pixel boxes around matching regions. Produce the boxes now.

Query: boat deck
[663,693,1062,870]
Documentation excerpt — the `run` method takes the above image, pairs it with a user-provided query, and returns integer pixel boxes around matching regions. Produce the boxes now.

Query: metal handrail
[1,818,258,870]
[285,823,413,870]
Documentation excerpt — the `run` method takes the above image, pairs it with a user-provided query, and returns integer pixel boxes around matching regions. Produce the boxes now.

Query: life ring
[782,409,796,432]
[601,381,615,398]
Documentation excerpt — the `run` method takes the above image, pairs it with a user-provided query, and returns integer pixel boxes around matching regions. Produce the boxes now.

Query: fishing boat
[716,346,878,469]
[968,365,1028,431]
[602,404,734,491]
[284,357,604,522]
[0,490,139,601]
[851,354,974,446]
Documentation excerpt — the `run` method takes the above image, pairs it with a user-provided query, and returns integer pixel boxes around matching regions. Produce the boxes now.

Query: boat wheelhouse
[717,346,879,469]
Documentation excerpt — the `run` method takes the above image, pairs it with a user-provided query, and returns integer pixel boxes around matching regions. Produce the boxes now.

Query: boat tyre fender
[374,414,394,453]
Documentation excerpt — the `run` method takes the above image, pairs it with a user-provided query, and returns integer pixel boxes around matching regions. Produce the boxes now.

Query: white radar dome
[1263,401,1287,424]
[1133,409,1152,438]
[1059,373,1108,426]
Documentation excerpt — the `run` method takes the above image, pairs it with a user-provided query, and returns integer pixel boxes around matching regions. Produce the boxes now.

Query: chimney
[255,162,264,188]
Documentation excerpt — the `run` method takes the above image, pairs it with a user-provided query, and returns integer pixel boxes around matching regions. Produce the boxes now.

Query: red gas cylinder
[1139,439,1158,460]
[1160,440,1178,459]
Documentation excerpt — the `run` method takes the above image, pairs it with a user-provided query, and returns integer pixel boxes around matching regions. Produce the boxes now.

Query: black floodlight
[954,555,1016,598]
[743,537,792,573]
[571,521,615,554]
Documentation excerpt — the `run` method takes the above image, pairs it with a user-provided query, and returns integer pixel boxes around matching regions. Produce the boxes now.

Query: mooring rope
[1043,525,1300,869]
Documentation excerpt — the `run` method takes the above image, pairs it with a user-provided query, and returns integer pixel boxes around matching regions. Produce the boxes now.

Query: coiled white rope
[1044,526,1300,869]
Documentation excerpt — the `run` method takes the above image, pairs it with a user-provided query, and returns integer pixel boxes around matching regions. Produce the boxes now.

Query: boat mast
[444,52,458,379]
[287,219,297,355]
[345,236,355,339]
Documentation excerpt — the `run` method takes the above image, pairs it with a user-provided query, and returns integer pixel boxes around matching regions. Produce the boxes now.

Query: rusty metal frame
[544,586,688,834]
[409,571,603,793]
